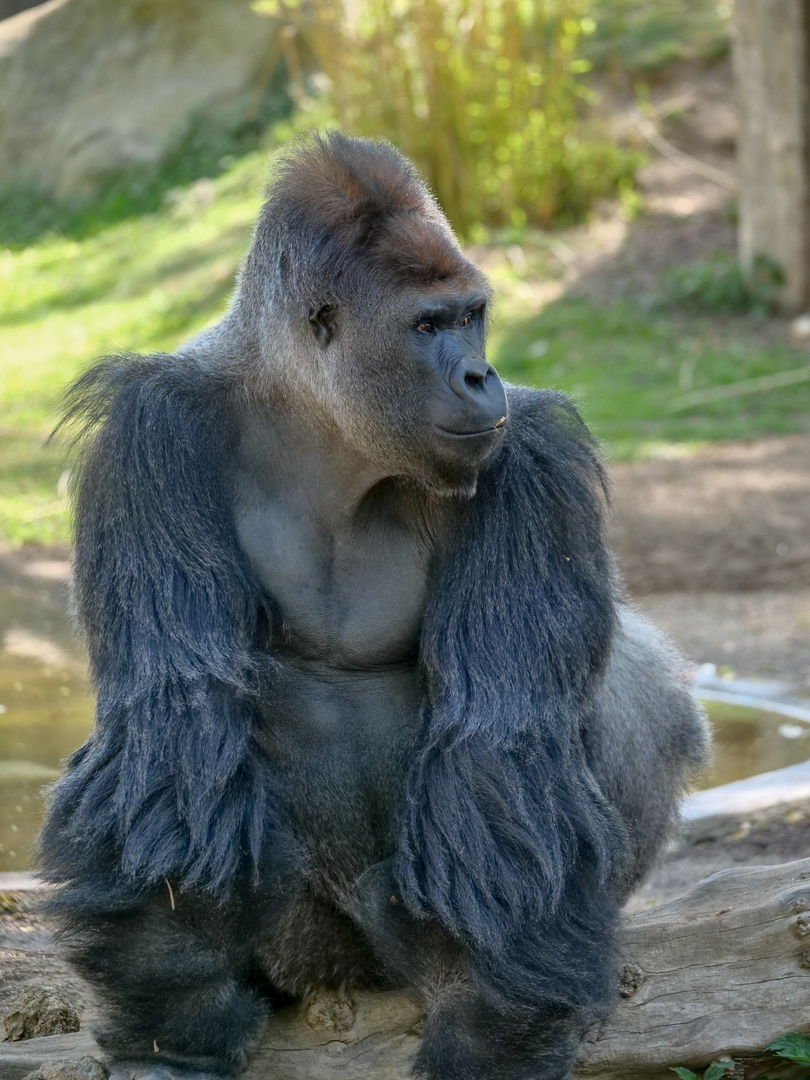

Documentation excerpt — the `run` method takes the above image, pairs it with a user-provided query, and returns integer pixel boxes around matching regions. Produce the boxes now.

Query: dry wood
[576,856,810,1080]
[4,859,810,1080]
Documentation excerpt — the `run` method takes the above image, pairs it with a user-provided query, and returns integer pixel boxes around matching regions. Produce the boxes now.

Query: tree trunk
[5,859,810,1080]
[734,0,810,309]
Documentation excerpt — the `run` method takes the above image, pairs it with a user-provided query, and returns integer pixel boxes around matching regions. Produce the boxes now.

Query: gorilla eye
[416,320,435,334]
[459,313,473,328]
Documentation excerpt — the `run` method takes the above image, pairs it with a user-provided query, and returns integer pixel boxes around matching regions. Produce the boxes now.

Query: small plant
[670,1061,735,1080]
[670,1033,810,1080]
[766,1031,810,1066]
[657,252,784,315]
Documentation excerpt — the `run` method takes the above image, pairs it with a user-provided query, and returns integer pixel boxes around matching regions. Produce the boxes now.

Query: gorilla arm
[586,606,710,900]
[38,355,276,1076]
[395,383,708,1024]
[40,354,272,894]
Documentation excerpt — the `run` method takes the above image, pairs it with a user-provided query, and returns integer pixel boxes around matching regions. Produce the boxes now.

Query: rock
[3,987,80,1042]
[0,0,278,197]
[305,993,357,1034]
[789,313,810,339]
[22,1056,107,1080]
[0,1,40,22]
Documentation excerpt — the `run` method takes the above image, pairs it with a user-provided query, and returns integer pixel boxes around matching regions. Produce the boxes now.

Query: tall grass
[254,0,637,237]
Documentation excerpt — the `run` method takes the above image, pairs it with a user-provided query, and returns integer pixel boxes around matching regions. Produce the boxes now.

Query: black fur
[41,357,274,899]
[39,133,707,1080]
[397,388,626,1014]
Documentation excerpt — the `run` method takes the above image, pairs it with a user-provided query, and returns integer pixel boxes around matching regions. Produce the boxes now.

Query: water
[694,697,810,789]
[1,565,808,871]
[0,560,93,873]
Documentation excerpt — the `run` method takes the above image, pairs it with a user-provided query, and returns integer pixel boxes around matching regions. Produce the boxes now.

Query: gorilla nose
[449,357,491,399]
[448,358,508,429]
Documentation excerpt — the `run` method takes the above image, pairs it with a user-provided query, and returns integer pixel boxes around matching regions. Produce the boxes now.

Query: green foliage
[585,0,732,73]
[671,1061,735,1080]
[255,0,639,238]
[670,1033,810,1079]
[766,1031,810,1066]
[657,253,784,315]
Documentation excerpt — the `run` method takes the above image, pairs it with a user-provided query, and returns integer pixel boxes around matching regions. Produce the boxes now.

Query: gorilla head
[228,132,508,496]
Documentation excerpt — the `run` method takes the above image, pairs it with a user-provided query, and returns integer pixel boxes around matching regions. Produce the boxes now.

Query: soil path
[611,432,810,696]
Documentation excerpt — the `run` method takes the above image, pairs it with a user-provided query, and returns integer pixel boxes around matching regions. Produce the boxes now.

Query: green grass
[3,120,810,544]
[491,300,810,460]
[0,143,274,544]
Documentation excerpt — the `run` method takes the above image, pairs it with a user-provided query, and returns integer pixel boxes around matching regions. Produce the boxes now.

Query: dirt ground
[613,433,810,694]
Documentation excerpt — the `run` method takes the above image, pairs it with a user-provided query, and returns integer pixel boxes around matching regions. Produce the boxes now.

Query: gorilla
[39,132,708,1080]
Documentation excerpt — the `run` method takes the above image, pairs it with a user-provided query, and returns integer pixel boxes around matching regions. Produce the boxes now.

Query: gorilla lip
[435,421,507,438]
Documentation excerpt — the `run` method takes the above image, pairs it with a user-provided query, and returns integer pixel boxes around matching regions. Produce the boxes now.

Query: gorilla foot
[107,1063,228,1080]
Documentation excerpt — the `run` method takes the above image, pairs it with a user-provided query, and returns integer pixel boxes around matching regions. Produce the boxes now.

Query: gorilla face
[307,286,508,497]
[408,291,507,455]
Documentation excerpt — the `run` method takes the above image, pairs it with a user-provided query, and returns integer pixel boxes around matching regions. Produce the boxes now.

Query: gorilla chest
[235,495,432,666]
[235,486,432,867]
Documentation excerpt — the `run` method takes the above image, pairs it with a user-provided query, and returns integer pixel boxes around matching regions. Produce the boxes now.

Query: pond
[0,561,93,875]
[1,566,809,873]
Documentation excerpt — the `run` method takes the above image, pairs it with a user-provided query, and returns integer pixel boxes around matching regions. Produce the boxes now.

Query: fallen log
[5,858,810,1080]
[577,856,810,1079]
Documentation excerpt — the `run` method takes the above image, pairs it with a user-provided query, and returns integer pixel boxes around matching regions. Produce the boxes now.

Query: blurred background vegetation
[2,0,809,546]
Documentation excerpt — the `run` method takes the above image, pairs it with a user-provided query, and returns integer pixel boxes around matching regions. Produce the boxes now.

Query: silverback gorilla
[40,133,708,1080]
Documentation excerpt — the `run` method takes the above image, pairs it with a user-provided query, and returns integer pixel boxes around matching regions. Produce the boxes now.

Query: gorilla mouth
[436,419,507,438]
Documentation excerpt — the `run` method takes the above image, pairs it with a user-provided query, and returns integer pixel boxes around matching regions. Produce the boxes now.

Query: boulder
[0,0,278,197]
[0,1,40,23]
[3,986,80,1042]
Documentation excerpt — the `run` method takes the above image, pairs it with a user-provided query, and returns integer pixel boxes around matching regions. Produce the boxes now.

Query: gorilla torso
[232,408,446,988]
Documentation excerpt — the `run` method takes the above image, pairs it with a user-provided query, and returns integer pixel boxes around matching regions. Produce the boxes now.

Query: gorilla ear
[308,305,338,348]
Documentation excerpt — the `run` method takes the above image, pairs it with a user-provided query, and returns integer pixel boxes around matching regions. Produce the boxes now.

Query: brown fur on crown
[269,130,426,227]
[262,130,480,288]
[368,208,484,288]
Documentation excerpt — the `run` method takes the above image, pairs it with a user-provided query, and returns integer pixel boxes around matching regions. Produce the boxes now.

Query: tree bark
[577,856,810,1080]
[5,859,810,1080]
[734,0,810,309]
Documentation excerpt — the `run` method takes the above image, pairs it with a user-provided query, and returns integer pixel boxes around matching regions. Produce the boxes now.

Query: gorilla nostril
[449,358,497,403]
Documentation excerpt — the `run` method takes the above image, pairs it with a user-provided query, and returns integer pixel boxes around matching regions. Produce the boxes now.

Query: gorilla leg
[585,606,710,899]
[414,985,593,1080]
[353,861,614,1080]
[57,887,268,1079]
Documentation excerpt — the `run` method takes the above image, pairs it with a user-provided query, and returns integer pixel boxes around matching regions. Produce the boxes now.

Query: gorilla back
[40,133,708,1080]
